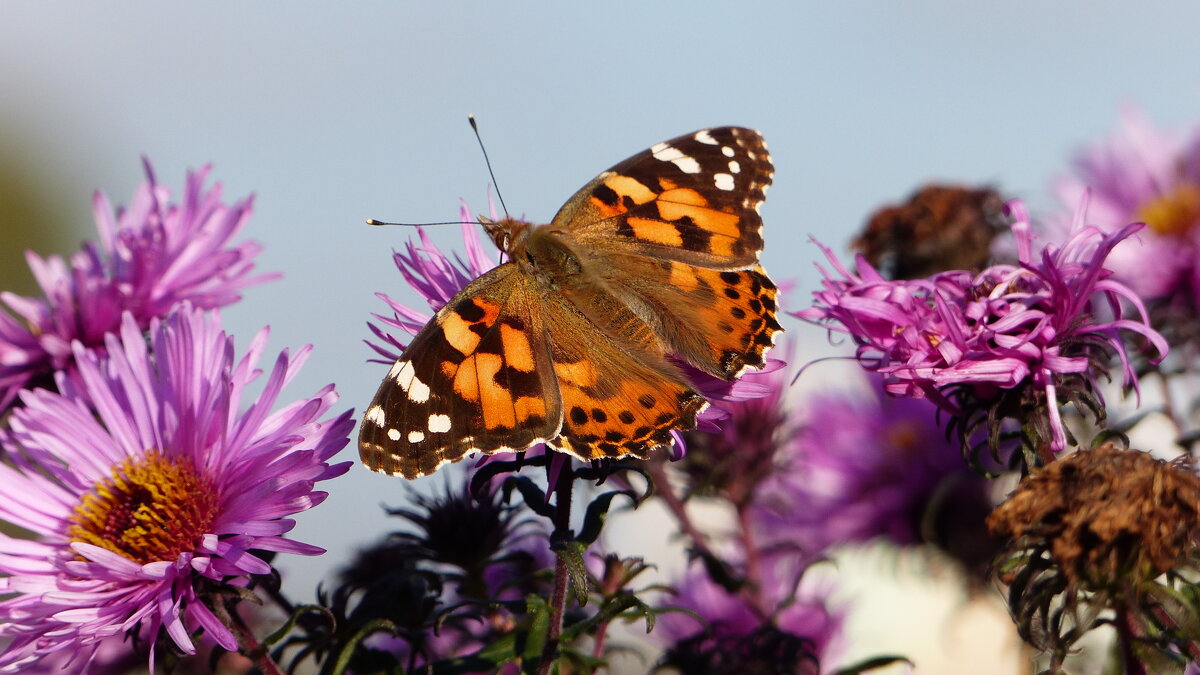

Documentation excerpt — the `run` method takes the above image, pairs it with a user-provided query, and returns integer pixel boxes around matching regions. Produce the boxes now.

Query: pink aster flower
[751,373,999,573]
[798,198,1167,461]
[0,160,277,411]
[0,305,353,671]
[1055,108,1200,308]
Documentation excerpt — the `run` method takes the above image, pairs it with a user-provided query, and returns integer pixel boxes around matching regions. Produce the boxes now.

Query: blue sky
[3,2,1200,605]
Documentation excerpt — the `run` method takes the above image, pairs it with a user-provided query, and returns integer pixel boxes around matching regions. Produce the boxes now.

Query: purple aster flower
[751,372,1000,573]
[798,197,1167,462]
[0,304,353,671]
[657,551,844,673]
[0,160,277,411]
[1055,108,1200,308]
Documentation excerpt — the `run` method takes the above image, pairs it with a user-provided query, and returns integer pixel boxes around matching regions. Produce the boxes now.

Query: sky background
[3,4,1200,671]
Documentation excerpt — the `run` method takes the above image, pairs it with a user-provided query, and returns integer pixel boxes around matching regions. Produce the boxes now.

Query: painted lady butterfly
[360,127,782,478]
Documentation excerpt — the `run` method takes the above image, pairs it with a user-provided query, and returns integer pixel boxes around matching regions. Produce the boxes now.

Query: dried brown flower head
[853,184,1008,280]
[988,441,1200,590]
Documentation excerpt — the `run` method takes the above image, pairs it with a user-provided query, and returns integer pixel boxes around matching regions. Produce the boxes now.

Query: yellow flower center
[68,450,219,564]
[1137,183,1200,236]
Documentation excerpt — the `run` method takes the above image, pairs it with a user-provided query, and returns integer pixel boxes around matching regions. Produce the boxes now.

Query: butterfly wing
[593,256,784,379]
[549,127,773,270]
[359,264,562,478]
[549,127,782,379]
[539,291,707,461]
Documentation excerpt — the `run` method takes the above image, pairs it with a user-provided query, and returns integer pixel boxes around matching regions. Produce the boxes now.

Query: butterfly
[360,127,782,478]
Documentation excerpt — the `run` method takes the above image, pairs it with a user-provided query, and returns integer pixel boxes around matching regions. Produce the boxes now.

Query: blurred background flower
[753,373,1001,577]
[0,162,274,411]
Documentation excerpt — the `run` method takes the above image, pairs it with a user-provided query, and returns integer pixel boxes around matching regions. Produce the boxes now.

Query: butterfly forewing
[359,266,562,478]
[551,127,773,270]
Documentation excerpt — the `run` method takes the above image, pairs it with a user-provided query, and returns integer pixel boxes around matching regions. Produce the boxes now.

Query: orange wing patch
[553,362,706,460]
[604,256,783,379]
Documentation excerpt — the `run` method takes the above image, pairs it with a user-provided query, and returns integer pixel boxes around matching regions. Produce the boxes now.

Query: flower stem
[737,504,771,618]
[649,459,771,621]
[647,460,719,560]
[538,460,575,675]
[1158,374,1185,438]
[592,621,610,660]
[224,599,285,675]
[1115,607,1147,675]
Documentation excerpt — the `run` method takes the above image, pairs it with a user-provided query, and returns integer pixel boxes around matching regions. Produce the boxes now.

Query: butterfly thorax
[483,216,586,291]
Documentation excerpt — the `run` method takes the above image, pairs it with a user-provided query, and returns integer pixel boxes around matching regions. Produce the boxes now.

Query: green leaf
[435,633,516,674]
[577,490,638,545]
[505,476,556,518]
[829,655,914,674]
[555,538,591,606]
[694,548,745,593]
[523,594,552,663]
[262,603,332,648]
[329,618,399,675]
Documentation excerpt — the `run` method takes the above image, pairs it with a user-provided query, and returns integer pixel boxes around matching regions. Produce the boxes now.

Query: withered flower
[988,439,1200,666]
[852,184,1009,280]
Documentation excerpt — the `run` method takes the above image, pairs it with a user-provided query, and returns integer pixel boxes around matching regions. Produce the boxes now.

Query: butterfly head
[479,216,532,256]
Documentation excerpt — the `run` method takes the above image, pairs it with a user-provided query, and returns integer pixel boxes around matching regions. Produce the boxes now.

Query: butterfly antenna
[468,114,510,218]
[366,219,482,226]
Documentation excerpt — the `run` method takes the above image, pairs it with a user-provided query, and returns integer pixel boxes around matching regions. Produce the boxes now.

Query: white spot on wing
[392,361,415,391]
[694,130,718,145]
[408,431,425,443]
[387,428,401,441]
[714,173,735,191]
[364,405,386,426]
[652,143,701,174]
[408,375,431,403]
[728,160,741,174]
[721,146,735,157]
[387,360,405,379]
[428,414,452,432]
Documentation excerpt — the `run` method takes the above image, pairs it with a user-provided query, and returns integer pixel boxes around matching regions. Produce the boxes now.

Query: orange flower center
[1137,182,1200,237]
[68,450,219,564]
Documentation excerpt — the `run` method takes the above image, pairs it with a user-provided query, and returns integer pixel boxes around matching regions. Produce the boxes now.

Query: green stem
[537,460,575,675]
[225,600,285,675]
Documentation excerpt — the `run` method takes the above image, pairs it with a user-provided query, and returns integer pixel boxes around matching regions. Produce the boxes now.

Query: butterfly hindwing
[539,292,707,461]
[551,127,773,269]
[596,255,784,379]
[359,265,563,478]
